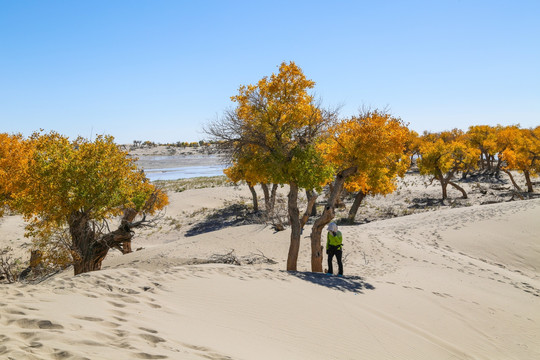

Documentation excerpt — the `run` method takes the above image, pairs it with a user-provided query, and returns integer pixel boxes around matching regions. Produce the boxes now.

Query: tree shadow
[460,172,508,184]
[290,271,375,294]
[408,197,444,209]
[185,204,263,237]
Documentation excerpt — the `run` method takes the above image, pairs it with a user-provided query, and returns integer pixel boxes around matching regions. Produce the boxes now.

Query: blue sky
[1,0,539,144]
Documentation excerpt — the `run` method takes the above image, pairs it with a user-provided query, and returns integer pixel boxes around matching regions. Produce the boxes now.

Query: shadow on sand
[185,204,263,237]
[291,271,375,294]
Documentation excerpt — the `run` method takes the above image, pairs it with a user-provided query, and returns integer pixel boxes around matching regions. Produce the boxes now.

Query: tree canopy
[417,130,480,200]
[0,133,31,217]
[500,126,540,192]
[206,61,336,271]
[2,131,168,274]
[306,109,410,271]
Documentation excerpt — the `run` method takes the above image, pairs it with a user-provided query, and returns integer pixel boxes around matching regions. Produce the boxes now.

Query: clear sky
[1,0,539,144]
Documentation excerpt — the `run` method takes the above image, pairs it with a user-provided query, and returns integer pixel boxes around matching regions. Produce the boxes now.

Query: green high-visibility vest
[326,231,343,250]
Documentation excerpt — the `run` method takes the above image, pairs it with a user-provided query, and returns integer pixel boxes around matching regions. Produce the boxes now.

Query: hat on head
[328,222,338,233]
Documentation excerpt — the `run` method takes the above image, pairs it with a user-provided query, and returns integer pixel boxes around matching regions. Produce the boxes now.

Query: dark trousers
[327,247,343,275]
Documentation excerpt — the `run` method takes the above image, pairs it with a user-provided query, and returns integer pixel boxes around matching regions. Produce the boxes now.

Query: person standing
[326,222,343,276]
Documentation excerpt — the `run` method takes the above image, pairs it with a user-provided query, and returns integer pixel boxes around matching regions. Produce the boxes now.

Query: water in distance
[144,164,227,181]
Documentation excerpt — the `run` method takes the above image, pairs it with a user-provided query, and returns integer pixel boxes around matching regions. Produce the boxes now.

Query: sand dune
[1,180,539,359]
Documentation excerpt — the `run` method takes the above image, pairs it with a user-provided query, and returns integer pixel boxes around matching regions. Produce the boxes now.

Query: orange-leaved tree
[224,151,263,212]
[405,129,421,165]
[12,132,168,275]
[206,61,336,271]
[0,133,32,217]
[222,143,280,218]
[500,126,540,193]
[312,110,410,272]
[344,141,410,223]
[467,125,498,172]
[417,129,480,200]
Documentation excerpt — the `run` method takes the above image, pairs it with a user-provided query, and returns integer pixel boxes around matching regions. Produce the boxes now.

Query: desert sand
[1,152,539,359]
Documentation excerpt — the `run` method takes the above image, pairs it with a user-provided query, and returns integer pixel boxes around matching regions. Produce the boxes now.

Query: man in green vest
[326,222,343,276]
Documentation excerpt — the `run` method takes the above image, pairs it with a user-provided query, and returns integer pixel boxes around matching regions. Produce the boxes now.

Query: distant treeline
[131,140,220,148]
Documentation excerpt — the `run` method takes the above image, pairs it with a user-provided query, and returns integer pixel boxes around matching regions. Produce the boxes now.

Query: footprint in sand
[133,353,168,359]
[139,333,166,345]
[110,309,128,317]
[28,341,43,348]
[18,305,39,311]
[139,327,159,334]
[73,315,103,322]
[113,329,129,338]
[107,300,127,308]
[76,339,103,347]
[4,308,25,315]
[114,316,129,325]
[16,332,36,340]
[181,342,233,360]
[104,321,122,328]
[107,293,140,304]
[52,349,72,359]
[16,318,64,330]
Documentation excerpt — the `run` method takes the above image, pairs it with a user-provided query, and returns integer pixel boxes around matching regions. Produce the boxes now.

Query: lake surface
[135,154,228,181]
[144,164,227,181]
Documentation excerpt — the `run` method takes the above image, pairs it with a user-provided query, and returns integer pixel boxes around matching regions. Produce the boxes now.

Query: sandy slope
[1,181,539,359]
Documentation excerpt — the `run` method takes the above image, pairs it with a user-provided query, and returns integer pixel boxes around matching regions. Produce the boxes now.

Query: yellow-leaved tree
[12,132,168,275]
[467,125,498,172]
[417,130,480,200]
[0,133,32,217]
[205,62,336,271]
[405,129,421,165]
[501,126,540,193]
[312,110,410,272]
[222,143,279,218]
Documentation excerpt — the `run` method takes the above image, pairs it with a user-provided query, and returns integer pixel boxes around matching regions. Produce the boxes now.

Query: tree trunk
[489,154,495,171]
[448,181,468,199]
[69,210,142,275]
[347,191,366,223]
[328,183,346,208]
[286,183,301,271]
[306,189,317,217]
[261,183,270,211]
[300,189,318,228]
[72,251,107,275]
[524,171,534,193]
[261,183,278,217]
[69,211,99,275]
[270,184,278,215]
[435,169,454,201]
[29,250,43,268]
[495,157,503,177]
[248,184,259,212]
[121,208,137,254]
[502,169,523,193]
[484,152,492,171]
[310,167,357,273]
[441,180,448,200]
[479,152,485,170]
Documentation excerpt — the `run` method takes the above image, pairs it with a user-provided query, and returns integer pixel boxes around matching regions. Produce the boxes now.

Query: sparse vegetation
[155,176,230,192]
[0,247,23,283]
[206,249,277,266]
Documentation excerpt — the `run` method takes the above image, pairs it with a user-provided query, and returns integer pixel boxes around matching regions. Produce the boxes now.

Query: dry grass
[154,176,231,192]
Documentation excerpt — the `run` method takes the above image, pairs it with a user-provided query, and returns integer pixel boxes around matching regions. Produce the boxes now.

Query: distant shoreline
[127,144,228,180]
